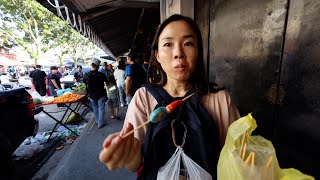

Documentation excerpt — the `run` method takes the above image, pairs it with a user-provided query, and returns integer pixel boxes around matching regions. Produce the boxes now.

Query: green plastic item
[63,112,81,124]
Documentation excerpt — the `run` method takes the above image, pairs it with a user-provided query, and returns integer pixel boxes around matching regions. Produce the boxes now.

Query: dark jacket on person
[84,70,109,99]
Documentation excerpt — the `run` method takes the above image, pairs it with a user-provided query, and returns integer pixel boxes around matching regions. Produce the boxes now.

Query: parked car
[60,67,91,89]
[0,87,40,177]
[18,76,32,89]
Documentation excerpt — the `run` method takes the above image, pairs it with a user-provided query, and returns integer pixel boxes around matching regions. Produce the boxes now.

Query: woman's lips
[174,64,186,70]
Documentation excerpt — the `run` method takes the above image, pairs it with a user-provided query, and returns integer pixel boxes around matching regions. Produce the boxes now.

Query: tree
[67,29,100,67]
[0,0,68,65]
[0,0,101,66]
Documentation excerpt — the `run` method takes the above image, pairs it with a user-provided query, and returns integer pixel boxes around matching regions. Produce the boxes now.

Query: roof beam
[83,7,119,21]
[98,0,159,9]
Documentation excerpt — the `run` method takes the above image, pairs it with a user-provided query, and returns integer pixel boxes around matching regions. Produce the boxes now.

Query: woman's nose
[174,45,185,59]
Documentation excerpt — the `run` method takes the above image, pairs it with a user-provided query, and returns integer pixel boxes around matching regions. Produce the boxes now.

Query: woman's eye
[184,42,193,46]
[163,43,171,47]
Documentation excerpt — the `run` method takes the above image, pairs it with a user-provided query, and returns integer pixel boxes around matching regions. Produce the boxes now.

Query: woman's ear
[155,50,160,62]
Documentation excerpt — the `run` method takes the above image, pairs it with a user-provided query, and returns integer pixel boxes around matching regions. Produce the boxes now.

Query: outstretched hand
[99,123,142,171]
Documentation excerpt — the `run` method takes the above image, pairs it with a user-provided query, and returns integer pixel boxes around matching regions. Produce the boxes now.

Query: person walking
[114,61,126,107]
[125,52,146,104]
[99,62,110,78]
[29,65,47,96]
[84,58,109,128]
[106,75,120,119]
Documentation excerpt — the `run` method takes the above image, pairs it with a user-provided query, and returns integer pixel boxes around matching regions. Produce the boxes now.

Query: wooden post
[160,0,194,22]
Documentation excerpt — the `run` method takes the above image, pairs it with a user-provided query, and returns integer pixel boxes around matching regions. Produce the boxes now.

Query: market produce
[33,98,42,105]
[42,94,85,104]
[74,84,87,95]
[121,93,194,138]
[74,83,86,91]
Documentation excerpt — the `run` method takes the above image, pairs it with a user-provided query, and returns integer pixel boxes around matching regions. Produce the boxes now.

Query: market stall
[36,93,92,141]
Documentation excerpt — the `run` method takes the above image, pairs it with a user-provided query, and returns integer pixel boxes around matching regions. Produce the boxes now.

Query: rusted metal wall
[276,0,320,177]
[203,0,319,178]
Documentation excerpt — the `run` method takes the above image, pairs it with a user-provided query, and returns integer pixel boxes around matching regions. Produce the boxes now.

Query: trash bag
[217,113,314,180]
[157,147,212,180]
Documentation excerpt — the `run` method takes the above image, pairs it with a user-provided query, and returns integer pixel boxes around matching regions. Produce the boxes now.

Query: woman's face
[155,20,198,83]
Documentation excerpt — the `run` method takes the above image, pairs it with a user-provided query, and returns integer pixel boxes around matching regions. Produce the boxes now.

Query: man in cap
[84,58,109,128]
[29,65,47,96]
[98,62,110,78]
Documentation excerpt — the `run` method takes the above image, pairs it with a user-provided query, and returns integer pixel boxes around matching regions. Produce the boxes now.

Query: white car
[19,76,32,89]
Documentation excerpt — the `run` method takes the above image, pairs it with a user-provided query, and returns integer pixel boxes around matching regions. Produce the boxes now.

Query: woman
[114,60,127,107]
[99,14,239,179]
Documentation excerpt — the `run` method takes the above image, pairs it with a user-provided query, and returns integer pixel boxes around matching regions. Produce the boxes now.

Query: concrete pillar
[160,0,194,22]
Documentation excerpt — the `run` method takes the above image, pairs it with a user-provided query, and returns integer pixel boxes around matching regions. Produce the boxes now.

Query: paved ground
[32,105,136,180]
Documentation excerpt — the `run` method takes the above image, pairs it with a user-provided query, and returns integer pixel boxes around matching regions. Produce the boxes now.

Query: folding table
[36,95,92,141]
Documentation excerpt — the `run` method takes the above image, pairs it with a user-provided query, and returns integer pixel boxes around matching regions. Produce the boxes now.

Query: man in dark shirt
[29,65,47,96]
[74,65,83,84]
[84,58,109,128]
[49,66,62,96]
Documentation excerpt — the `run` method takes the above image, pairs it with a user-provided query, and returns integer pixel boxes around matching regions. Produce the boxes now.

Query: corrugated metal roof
[36,0,160,59]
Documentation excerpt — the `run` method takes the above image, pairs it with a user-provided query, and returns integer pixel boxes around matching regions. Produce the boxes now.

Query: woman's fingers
[120,123,134,137]
[100,123,142,171]
[102,133,119,148]
[99,134,122,164]
[125,138,142,172]
[117,132,134,168]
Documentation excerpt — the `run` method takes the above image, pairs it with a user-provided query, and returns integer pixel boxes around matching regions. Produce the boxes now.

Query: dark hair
[50,66,58,70]
[91,63,98,69]
[127,51,137,63]
[149,14,209,95]
[108,75,116,85]
[36,65,42,68]
[117,61,126,70]
[77,65,82,69]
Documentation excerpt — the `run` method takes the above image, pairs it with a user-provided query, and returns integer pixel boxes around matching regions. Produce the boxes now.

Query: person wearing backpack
[99,14,240,179]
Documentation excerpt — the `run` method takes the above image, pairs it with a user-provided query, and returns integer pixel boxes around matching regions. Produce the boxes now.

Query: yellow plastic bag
[217,113,314,180]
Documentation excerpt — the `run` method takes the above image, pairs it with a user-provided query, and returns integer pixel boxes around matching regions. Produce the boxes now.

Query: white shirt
[114,69,125,85]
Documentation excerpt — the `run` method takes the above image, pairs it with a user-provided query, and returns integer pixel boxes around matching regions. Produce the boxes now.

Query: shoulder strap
[144,84,172,107]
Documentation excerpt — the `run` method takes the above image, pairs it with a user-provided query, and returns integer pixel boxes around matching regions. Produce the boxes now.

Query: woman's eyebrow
[161,34,195,41]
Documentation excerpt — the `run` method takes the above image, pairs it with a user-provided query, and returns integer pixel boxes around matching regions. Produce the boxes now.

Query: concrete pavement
[34,105,136,180]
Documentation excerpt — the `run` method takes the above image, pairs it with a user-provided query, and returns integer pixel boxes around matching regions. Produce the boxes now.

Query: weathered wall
[276,0,320,177]
[209,0,287,115]
[201,0,320,178]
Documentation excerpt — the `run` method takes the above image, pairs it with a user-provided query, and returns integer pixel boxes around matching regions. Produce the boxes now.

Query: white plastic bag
[157,147,212,180]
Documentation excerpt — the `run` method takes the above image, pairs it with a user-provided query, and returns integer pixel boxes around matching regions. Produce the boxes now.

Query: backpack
[138,84,220,180]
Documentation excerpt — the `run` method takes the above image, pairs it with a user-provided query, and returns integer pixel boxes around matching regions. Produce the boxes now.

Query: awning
[36,0,160,59]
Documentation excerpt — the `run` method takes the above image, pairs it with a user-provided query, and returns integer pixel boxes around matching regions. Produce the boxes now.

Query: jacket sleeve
[121,87,157,144]
[202,90,240,146]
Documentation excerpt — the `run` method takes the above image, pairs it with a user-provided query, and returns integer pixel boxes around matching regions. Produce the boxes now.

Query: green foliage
[0,0,101,66]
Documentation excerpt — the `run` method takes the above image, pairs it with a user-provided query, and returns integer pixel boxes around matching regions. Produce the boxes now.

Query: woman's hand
[99,123,142,172]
